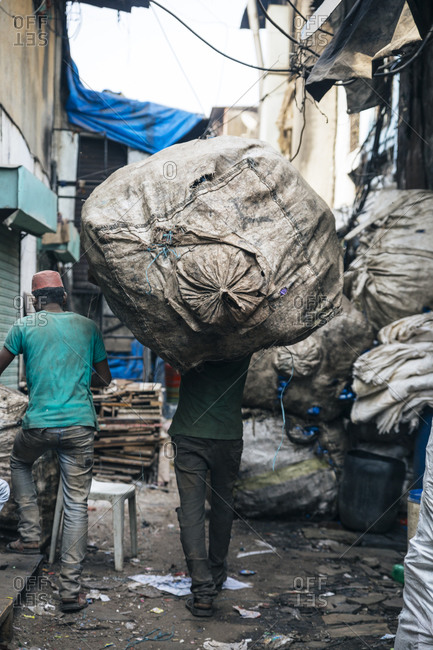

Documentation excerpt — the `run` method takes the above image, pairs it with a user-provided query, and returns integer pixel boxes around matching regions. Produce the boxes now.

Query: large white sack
[82,136,343,371]
[234,414,344,518]
[345,189,433,332]
[351,315,433,434]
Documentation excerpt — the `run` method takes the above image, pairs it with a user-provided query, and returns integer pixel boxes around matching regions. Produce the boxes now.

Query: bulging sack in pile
[242,297,373,418]
[345,189,433,331]
[82,136,343,371]
[0,385,59,542]
[351,313,433,434]
[234,413,342,518]
[278,296,374,421]
[243,348,279,411]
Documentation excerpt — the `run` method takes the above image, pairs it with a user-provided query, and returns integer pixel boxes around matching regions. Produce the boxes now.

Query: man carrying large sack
[0,271,111,612]
[169,356,251,617]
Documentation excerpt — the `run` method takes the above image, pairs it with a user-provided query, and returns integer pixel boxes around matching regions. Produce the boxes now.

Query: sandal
[186,596,214,617]
[6,539,40,555]
[61,593,89,613]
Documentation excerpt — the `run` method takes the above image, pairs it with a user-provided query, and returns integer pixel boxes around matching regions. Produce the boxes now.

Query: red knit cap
[32,271,64,292]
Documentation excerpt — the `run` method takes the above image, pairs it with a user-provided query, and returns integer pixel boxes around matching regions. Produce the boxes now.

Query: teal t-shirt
[4,311,107,430]
[169,356,251,440]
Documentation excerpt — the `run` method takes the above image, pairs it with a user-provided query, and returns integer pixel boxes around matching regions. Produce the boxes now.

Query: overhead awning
[0,166,57,236]
[305,0,422,112]
[41,220,80,263]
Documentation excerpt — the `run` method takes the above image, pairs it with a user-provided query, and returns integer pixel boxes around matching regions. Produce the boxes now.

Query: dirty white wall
[333,87,357,227]
[259,4,292,151]
[128,148,150,165]
[53,130,80,224]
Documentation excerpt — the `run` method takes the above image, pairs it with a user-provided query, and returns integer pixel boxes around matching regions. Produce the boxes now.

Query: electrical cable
[33,0,46,13]
[0,4,15,17]
[373,30,432,77]
[256,0,319,57]
[273,349,295,471]
[149,0,299,73]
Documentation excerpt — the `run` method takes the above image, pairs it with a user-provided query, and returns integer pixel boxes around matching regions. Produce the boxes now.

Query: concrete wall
[0,0,63,177]
[0,0,65,302]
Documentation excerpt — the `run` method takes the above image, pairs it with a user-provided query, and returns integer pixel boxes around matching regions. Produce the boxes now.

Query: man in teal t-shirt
[0,271,111,612]
[169,356,251,617]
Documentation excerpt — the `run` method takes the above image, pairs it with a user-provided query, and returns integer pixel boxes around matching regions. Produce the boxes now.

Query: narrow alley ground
[3,475,405,650]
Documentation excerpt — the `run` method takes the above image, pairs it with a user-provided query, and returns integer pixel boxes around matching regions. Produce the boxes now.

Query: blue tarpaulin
[65,59,205,154]
[108,340,144,379]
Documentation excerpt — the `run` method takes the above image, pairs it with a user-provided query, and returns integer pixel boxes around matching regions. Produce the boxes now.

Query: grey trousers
[173,435,243,601]
[10,426,94,600]
[395,423,433,649]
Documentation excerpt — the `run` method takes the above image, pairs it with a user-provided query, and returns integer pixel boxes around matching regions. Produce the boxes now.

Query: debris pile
[240,297,372,518]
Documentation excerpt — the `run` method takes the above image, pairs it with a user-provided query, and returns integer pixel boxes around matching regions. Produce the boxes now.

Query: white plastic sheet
[129,574,252,596]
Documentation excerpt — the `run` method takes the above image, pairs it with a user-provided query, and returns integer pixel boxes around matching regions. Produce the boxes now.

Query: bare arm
[91,358,112,387]
[0,347,15,376]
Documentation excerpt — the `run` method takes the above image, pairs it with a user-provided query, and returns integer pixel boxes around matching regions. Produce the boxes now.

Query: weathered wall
[0,0,63,176]
[277,78,340,209]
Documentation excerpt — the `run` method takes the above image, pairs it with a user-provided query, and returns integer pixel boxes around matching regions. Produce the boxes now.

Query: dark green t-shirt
[168,356,251,440]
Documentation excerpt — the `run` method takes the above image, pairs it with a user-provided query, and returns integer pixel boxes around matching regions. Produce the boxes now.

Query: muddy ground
[2,473,405,650]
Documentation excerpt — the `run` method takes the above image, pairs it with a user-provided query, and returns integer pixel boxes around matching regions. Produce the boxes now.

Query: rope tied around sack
[145,231,180,294]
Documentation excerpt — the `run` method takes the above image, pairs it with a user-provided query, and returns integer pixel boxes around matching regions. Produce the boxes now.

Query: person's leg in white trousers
[395,423,433,649]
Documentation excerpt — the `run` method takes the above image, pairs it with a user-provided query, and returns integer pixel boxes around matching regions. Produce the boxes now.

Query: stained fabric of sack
[277,297,374,421]
[345,190,433,332]
[82,136,343,371]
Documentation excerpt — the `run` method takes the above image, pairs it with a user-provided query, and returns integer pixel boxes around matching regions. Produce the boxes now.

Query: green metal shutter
[0,225,20,388]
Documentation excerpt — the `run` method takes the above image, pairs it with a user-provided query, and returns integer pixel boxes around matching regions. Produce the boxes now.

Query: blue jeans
[10,426,94,599]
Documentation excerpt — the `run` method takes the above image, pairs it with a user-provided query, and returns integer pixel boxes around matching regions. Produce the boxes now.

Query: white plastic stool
[49,478,138,571]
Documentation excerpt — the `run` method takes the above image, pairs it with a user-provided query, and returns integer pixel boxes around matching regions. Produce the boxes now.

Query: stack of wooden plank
[92,381,163,482]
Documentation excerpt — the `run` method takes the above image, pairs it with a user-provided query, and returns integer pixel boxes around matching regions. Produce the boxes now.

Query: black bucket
[339,449,406,533]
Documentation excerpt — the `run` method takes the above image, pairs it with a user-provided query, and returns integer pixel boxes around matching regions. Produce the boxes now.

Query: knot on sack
[176,244,268,331]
